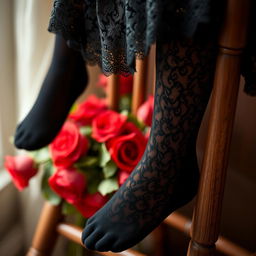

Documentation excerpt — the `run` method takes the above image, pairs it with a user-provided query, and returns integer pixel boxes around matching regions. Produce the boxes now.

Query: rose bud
[73,192,108,218]
[118,169,130,186]
[49,167,87,204]
[119,75,133,95]
[145,128,151,140]
[4,155,38,191]
[50,121,89,168]
[69,95,108,126]
[137,95,154,126]
[97,74,108,90]
[97,74,133,95]
[92,110,127,142]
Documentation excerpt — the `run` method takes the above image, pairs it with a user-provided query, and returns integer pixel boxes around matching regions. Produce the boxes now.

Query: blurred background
[0,0,255,255]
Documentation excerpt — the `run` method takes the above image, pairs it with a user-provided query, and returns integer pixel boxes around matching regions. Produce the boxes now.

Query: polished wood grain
[108,74,120,111]
[132,57,148,115]
[57,223,147,256]
[26,202,63,256]
[187,0,251,255]
[164,213,254,256]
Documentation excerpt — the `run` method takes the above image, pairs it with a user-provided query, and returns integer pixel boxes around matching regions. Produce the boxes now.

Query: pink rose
[50,121,89,167]
[49,167,87,204]
[107,131,147,173]
[97,74,133,95]
[73,192,108,218]
[118,169,130,186]
[92,110,127,142]
[145,128,151,140]
[4,155,38,191]
[69,95,108,126]
[97,74,108,90]
[137,95,154,126]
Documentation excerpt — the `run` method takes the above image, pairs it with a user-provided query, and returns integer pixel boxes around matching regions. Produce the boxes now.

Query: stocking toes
[83,229,104,251]
[81,223,95,244]
[94,234,117,252]
[111,239,126,253]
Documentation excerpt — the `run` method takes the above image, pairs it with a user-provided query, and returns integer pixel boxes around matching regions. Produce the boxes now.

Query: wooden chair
[26,0,255,255]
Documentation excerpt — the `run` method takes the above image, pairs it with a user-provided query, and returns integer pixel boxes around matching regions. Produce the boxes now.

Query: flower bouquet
[5,74,154,219]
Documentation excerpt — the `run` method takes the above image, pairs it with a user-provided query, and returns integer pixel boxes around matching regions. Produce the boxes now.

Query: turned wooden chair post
[187,0,251,255]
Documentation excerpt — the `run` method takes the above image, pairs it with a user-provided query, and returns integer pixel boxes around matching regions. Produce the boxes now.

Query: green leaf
[41,163,61,205]
[83,167,102,194]
[120,109,129,117]
[127,113,146,130]
[99,143,111,167]
[119,95,132,112]
[62,201,77,216]
[75,156,99,168]
[28,147,50,164]
[70,102,78,113]
[80,126,92,136]
[87,176,101,194]
[103,160,117,178]
[91,140,101,152]
[98,178,118,196]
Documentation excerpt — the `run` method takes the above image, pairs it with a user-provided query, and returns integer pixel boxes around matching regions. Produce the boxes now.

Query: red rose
[107,131,147,173]
[49,167,86,204]
[4,155,37,191]
[121,121,144,135]
[97,74,133,95]
[50,121,89,167]
[73,192,108,218]
[69,95,108,126]
[118,169,130,186]
[137,95,154,126]
[92,110,127,142]
[119,75,133,95]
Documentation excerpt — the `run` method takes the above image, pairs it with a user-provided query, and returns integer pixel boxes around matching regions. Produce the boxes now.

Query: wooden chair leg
[26,202,63,256]
[132,57,148,115]
[151,224,166,256]
[107,74,120,111]
[187,1,251,256]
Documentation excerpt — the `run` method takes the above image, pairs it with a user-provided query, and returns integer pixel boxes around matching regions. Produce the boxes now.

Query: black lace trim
[48,0,256,96]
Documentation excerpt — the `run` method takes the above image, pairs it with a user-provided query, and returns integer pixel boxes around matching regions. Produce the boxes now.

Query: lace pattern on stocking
[96,39,218,234]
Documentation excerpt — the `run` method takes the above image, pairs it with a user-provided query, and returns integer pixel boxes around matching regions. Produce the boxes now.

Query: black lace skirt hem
[48,0,256,96]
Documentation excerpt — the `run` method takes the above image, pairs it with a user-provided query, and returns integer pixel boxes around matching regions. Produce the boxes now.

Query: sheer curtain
[13,0,60,249]
[15,0,54,120]
[14,0,55,247]
[0,0,56,252]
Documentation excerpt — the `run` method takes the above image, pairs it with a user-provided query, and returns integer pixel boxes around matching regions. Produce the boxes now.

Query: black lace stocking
[14,35,88,150]
[81,38,217,252]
